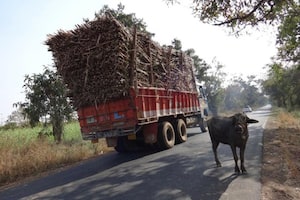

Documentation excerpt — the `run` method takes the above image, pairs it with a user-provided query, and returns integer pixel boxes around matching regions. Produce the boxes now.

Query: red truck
[46,14,208,152]
[77,86,206,152]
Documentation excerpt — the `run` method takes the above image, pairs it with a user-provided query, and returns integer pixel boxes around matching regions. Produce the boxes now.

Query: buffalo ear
[247,118,259,123]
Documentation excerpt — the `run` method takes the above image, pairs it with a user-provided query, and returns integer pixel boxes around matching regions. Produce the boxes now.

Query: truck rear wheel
[175,119,187,144]
[158,121,175,150]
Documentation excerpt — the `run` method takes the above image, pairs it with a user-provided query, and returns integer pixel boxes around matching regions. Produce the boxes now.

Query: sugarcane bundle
[46,13,197,108]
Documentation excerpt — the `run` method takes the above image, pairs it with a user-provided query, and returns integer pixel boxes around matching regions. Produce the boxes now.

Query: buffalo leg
[212,142,221,167]
[240,147,247,173]
[230,146,240,173]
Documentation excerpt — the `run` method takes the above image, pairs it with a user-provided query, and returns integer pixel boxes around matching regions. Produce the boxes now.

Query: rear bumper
[82,128,136,140]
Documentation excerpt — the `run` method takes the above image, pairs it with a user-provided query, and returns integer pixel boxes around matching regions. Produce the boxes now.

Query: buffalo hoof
[242,171,248,175]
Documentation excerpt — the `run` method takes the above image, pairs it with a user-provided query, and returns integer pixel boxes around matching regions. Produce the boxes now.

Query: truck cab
[192,84,209,132]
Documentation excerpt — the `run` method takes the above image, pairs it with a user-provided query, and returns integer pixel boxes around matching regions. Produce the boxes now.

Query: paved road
[0,107,271,200]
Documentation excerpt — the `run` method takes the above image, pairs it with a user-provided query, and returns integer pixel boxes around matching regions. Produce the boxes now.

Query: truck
[46,13,208,152]
[78,85,208,152]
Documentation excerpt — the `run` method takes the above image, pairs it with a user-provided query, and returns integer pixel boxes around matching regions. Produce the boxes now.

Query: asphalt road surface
[0,107,271,200]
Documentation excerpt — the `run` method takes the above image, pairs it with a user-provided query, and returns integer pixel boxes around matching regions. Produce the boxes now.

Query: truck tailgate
[77,97,137,139]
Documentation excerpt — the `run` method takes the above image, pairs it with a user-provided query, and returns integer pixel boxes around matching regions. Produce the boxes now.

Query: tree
[225,75,267,110]
[165,0,295,32]
[263,62,300,110]
[276,4,300,66]
[165,1,299,64]
[263,62,285,107]
[168,38,211,82]
[96,3,149,33]
[223,82,244,111]
[202,59,227,115]
[16,67,73,142]
[171,38,182,50]
[185,48,210,82]
[7,107,28,126]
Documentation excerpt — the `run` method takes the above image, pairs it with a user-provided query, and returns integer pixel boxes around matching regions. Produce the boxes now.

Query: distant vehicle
[242,105,252,113]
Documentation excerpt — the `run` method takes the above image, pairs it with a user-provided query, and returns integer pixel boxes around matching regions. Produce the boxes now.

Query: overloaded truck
[46,13,208,152]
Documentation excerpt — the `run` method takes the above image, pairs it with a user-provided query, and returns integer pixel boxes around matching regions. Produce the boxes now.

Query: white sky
[0,0,277,123]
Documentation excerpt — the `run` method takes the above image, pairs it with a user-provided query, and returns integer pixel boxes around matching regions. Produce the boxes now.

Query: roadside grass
[277,110,300,179]
[277,110,300,128]
[0,121,113,187]
[262,108,300,199]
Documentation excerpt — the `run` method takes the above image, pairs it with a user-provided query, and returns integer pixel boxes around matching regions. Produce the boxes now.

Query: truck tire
[175,119,187,144]
[158,121,175,150]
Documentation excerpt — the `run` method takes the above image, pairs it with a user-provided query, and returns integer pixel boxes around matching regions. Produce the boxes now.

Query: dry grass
[277,111,300,129]
[261,110,300,200]
[0,122,113,187]
[277,111,300,179]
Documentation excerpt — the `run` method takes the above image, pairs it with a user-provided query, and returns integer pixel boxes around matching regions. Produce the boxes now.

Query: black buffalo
[207,113,259,174]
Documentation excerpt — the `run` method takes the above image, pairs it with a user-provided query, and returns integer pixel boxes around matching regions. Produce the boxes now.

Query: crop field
[0,121,112,187]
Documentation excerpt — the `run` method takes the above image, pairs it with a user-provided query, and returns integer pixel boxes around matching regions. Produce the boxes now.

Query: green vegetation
[263,63,300,111]
[165,1,300,112]
[0,121,112,187]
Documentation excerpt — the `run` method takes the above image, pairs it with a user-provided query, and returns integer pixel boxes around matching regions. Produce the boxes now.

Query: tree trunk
[52,117,63,143]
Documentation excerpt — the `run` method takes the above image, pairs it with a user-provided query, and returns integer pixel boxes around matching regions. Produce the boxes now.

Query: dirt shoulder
[261,115,300,199]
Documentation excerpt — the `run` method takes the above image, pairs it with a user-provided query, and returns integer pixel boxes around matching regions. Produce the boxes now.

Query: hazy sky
[0,0,277,123]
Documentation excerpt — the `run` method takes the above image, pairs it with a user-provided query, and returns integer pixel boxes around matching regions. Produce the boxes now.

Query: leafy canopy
[276,4,300,65]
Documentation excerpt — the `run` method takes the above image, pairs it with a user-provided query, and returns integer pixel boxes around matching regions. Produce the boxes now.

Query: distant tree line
[171,38,267,115]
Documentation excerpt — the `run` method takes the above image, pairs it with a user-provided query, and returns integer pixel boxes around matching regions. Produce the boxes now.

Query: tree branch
[214,0,269,26]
